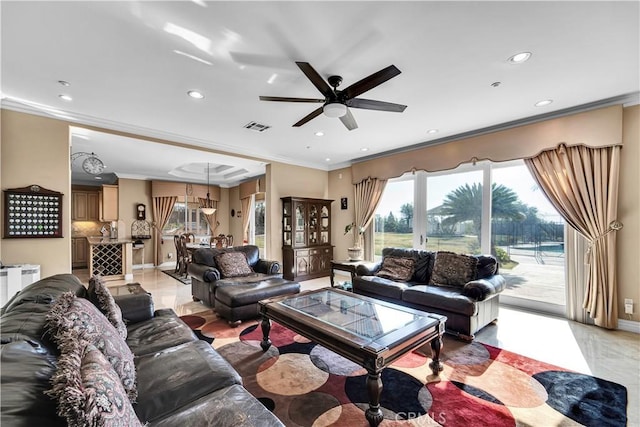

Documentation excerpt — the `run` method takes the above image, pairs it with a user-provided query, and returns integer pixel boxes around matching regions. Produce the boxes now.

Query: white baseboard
[618,318,640,334]
[157,261,176,269]
[132,263,155,270]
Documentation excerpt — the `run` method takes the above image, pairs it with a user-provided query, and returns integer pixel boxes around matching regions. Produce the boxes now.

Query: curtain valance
[239,176,265,199]
[151,180,220,200]
[351,105,622,183]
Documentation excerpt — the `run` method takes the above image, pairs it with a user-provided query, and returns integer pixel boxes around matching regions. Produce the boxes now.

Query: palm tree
[440,183,524,242]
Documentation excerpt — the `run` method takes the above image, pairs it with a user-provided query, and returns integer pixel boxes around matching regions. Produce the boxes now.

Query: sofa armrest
[462,275,506,301]
[254,259,281,275]
[187,262,220,282]
[114,293,154,324]
[355,261,382,276]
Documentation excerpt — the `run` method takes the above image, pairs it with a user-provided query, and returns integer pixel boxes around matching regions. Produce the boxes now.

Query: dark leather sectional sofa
[353,247,506,341]
[0,273,284,426]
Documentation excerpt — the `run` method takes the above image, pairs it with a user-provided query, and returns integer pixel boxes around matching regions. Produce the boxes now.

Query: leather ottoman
[214,278,301,325]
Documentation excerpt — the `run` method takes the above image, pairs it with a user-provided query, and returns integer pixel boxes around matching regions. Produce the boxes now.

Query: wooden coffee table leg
[428,336,444,375]
[260,317,272,352]
[365,370,384,427]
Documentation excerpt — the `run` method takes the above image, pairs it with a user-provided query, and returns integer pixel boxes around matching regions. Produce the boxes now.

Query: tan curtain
[565,225,593,324]
[525,144,622,329]
[240,196,252,245]
[197,197,219,236]
[354,177,387,259]
[152,196,177,266]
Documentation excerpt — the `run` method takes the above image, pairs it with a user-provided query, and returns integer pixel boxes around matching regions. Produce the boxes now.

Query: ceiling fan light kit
[323,102,347,118]
[260,61,406,131]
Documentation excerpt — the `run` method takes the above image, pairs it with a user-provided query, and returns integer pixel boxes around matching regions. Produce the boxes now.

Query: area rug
[180,312,627,427]
[161,268,190,285]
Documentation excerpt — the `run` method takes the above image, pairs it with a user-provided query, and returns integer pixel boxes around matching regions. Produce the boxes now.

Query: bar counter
[86,237,134,281]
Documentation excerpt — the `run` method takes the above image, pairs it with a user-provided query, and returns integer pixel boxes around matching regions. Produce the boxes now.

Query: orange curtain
[152,196,177,266]
[525,144,622,328]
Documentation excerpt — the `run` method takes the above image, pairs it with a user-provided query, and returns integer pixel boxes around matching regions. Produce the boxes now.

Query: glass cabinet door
[308,204,319,245]
[295,203,306,246]
[283,200,292,246]
[320,204,330,244]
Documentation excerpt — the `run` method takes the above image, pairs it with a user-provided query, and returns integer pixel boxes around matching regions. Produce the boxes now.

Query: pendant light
[201,163,216,215]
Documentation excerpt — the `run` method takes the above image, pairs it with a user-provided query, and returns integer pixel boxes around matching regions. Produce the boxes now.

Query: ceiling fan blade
[343,65,401,99]
[260,96,324,103]
[347,98,407,112]
[339,108,358,131]
[295,62,333,98]
[293,107,323,127]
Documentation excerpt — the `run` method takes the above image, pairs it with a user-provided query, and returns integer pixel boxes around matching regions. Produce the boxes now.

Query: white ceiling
[2,1,639,186]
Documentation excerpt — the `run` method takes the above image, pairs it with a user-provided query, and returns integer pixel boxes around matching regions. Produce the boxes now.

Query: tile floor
[74,267,640,426]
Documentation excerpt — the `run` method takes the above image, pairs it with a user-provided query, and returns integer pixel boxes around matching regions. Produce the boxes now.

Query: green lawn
[375,233,480,255]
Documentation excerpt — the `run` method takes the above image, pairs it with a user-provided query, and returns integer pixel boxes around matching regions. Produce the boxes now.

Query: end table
[330,259,370,289]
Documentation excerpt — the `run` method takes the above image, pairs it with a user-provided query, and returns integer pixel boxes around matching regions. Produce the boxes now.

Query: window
[372,160,566,314]
[253,193,266,257]
[162,201,209,236]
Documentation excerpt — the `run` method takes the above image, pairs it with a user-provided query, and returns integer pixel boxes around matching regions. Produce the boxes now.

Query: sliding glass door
[372,160,566,314]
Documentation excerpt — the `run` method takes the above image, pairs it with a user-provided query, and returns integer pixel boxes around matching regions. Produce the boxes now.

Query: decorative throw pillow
[375,256,416,281]
[46,293,137,401]
[48,341,143,427]
[430,251,478,287]
[215,252,253,278]
[87,275,127,340]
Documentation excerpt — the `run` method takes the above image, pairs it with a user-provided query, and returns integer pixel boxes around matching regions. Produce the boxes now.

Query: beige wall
[266,162,329,263]
[118,178,153,265]
[328,167,355,261]
[618,105,640,322]
[1,110,72,277]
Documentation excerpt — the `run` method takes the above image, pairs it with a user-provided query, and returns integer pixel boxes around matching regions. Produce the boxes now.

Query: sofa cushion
[375,256,415,281]
[430,251,478,287]
[2,273,87,314]
[0,335,63,424]
[475,255,498,279]
[134,340,242,423]
[215,252,254,277]
[380,248,434,283]
[88,275,127,339]
[125,309,197,356]
[148,384,285,427]
[46,293,137,400]
[403,285,478,316]
[352,276,411,300]
[48,341,142,427]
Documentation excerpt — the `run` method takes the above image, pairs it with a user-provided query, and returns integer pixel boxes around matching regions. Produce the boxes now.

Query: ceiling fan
[259,62,406,131]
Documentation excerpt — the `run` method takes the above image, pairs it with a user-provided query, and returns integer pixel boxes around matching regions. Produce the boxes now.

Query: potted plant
[344,222,364,261]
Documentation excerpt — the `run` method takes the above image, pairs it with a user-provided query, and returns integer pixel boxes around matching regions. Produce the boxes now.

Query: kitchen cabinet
[100,184,119,221]
[281,197,333,281]
[72,191,100,221]
[72,237,88,268]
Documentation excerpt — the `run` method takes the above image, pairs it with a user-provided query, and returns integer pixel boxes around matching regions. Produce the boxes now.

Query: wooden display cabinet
[281,197,333,281]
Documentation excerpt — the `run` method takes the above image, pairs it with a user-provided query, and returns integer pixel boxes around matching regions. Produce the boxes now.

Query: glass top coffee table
[258,288,446,427]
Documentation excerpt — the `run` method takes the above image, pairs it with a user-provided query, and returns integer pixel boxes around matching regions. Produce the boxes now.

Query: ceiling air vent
[244,121,271,132]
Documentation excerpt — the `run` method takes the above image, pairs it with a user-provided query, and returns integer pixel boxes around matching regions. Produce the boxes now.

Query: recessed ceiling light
[58,94,72,101]
[427,129,438,134]
[325,158,331,162]
[360,147,369,152]
[535,99,553,107]
[187,90,204,99]
[508,52,532,64]
[94,176,103,180]
[267,73,278,84]
[58,80,70,87]
[315,131,324,137]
